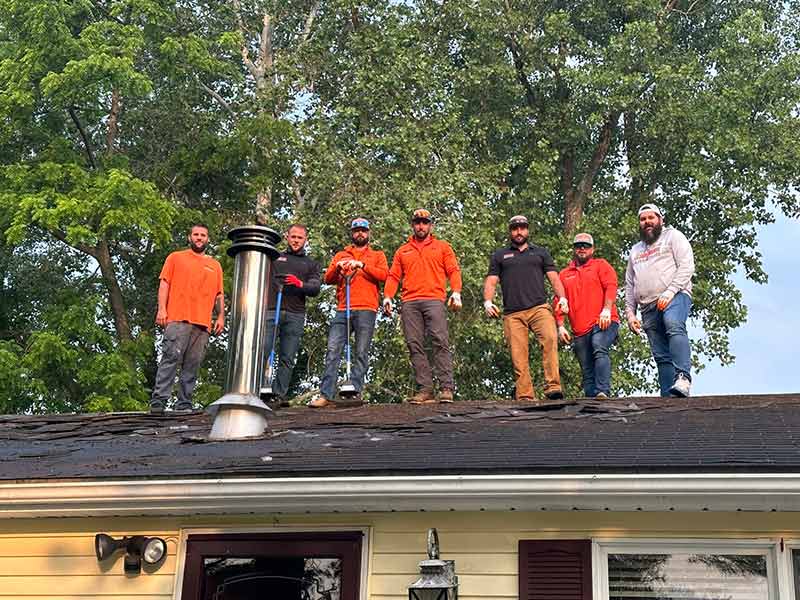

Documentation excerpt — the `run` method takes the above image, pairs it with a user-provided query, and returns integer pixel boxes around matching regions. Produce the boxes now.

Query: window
[180,532,363,600]
[596,541,777,600]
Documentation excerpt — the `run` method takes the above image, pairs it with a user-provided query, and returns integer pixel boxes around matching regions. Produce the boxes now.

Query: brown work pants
[401,299,454,391]
[503,303,561,399]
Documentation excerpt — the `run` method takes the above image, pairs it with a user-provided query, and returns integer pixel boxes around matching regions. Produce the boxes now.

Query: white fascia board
[2,473,800,518]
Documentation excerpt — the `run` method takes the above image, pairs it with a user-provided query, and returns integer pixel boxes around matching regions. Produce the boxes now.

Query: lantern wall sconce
[408,528,459,600]
[94,533,167,575]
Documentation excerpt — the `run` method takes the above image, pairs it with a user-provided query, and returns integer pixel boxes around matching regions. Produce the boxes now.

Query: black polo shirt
[267,249,321,314]
[488,244,557,314]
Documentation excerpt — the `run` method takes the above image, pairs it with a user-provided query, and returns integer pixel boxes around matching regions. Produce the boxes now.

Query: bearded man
[625,204,695,397]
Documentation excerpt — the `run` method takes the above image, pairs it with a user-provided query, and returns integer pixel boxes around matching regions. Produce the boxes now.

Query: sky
[692,212,800,395]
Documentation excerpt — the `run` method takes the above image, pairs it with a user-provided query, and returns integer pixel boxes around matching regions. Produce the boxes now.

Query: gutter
[2,473,800,518]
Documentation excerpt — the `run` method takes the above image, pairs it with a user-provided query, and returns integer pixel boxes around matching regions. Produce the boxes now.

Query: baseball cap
[573,233,594,246]
[411,208,432,222]
[508,215,529,227]
[638,203,663,218]
[351,218,370,230]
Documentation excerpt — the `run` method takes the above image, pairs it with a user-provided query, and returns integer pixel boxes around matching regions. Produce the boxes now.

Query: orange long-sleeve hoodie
[324,245,389,311]
[384,235,462,302]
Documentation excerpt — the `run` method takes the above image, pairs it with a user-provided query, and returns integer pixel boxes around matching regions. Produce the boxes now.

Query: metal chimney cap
[226,225,281,259]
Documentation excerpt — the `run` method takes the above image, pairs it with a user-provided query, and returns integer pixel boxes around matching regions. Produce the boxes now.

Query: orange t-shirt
[324,245,389,311]
[160,249,224,331]
[384,235,462,302]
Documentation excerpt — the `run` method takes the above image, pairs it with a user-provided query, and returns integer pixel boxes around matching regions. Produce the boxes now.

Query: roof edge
[3,473,800,518]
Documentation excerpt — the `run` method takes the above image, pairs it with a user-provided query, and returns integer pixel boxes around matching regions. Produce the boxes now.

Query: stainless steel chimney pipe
[207,225,281,440]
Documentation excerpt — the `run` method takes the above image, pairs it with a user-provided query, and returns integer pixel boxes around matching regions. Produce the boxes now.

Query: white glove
[447,292,462,312]
[598,308,611,330]
[382,297,393,316]
[557,297,569,314]
[558,325,571,344]
[483,299,500,318]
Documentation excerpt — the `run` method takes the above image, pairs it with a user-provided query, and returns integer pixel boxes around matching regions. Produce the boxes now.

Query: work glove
[557,297,569,315]
[483,300,500,318]
[627,313,642,335]
[447,292,462,312]
[656,290,675,311]
[598,308,612,330]
[346,259,364,270]
[283,274,303,288]
[382,297,393,316]
[558,325,572,344]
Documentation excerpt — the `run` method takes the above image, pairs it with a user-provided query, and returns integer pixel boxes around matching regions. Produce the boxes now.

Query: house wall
[1,511,798,600]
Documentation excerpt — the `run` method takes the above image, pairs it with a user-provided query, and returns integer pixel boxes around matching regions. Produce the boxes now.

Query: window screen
[608,553,768,600]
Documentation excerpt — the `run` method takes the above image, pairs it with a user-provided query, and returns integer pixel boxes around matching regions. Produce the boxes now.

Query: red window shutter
[519,540,592,600]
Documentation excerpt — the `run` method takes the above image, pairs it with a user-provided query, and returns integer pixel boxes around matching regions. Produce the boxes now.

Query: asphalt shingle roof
[0,394,798,481]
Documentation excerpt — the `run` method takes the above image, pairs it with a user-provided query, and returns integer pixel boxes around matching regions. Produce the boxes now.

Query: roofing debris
[0,394,798,481]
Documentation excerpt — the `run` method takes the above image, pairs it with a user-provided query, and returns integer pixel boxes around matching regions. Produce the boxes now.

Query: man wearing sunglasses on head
[310,217,388,408]
[483,215,568,402]
[555,233,620,398]
[383,209,462,404]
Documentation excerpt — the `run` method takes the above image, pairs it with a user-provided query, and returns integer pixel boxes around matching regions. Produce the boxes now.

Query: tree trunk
[95,239,132,343]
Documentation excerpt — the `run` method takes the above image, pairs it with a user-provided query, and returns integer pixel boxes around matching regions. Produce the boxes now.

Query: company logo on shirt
[633,242,664,264]
[277,256,288,262]
[503,253,514,259]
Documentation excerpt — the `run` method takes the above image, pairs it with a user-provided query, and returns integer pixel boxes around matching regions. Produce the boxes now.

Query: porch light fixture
[95,533,167,574]
[408,528,458,600]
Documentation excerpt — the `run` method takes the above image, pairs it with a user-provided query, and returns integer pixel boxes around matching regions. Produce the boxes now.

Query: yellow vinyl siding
[0,511,799,599]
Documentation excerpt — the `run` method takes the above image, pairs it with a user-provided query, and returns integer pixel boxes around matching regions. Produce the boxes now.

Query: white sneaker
[669,373,691,397]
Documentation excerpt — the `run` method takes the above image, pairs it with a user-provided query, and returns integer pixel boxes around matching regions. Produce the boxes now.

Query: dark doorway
[180,531,363,600]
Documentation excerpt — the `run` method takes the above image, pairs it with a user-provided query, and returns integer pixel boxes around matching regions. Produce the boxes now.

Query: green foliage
[1,0,798,412]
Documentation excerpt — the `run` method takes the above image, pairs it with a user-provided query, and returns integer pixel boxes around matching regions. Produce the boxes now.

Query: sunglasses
[412,218,431,224]
[351,227,369,233]
[574,243,593,249]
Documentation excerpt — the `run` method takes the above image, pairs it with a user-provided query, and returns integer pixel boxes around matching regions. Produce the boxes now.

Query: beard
[510,233,528,247]
[574,253,590,265]
[352,235,369,247]
[640,222,663,244]
[190,241,207,254]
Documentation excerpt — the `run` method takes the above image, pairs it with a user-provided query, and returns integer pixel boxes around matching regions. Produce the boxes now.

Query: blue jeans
[641,292,692,396]
[572,322,619,397]
[320,310,377,400]
[264,310,305,400]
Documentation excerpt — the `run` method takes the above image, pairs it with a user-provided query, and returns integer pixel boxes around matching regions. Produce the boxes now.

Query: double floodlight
[95,533,167,574]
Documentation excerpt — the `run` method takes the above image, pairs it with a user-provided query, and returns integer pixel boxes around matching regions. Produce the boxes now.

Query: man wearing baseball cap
[383,208,462,403]
[625,203,695,397]
[311,217,388,408]
[556,233,620,398]
[483,215,568,401]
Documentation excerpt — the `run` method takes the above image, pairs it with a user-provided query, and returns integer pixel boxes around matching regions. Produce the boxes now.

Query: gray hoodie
[624,226,694,317]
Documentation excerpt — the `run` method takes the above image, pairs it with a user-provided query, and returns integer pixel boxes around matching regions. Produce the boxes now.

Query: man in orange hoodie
[310,218,388,408]
[383,209,462,404]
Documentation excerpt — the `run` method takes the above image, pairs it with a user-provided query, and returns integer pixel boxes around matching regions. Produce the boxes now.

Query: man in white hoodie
[625,204,695,397]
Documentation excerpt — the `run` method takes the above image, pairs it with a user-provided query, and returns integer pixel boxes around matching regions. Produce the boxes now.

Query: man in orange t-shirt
[150,223,224,413]
[309,217,388,408]
[383,209,462,404]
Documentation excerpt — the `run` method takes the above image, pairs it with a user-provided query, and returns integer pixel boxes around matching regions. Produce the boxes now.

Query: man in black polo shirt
[483,215,569,401]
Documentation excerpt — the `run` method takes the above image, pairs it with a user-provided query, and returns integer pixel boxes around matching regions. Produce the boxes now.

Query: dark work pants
[400,299,454,391]
[151,321,209,409]
[263,309,305,400]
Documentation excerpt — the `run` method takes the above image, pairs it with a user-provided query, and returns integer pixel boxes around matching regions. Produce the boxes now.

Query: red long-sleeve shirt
[384,235,462,302]
[324,245,388,311]
[555,257,619,337]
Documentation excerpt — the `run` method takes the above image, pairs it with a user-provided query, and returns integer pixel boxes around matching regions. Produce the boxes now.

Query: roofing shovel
[338,273,359,400]
[259,283,283,401]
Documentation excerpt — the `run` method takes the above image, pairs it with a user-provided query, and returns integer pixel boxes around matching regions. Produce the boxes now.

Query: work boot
[174,402,194,412]
[516,395,538,403]
[544,389,564,400]
[149,401,165,414]
[408,389,436,404]
[308,397,334,409]
[669,373,692,397]
[438,389,454,403]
